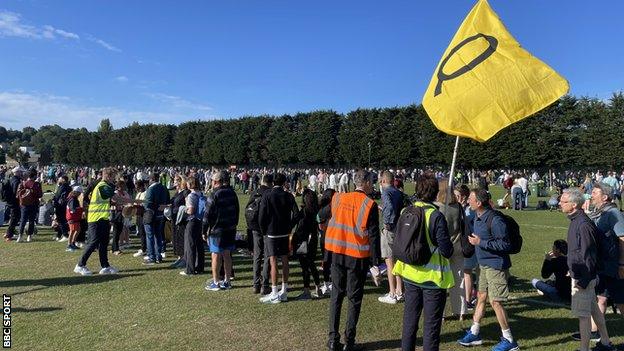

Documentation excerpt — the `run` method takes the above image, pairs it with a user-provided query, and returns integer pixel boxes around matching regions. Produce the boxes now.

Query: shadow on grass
[0,273,144,288]
[12,306,63,313]
[360,338,402,350]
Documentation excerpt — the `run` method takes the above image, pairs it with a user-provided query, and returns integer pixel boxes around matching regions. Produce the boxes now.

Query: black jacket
[54,183,72,212]
[5,175,21,206]
[245,185,270,232]
[566,210,598,289]
[258,186,297,237]
[203,185,239,236]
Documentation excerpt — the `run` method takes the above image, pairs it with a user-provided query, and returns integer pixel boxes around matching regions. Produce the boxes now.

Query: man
[258,173,297,303]
[560,188,614,351]
[16,169,43,243]
[53,175,72,241]
[2,167,23,242]
[203,170,239,291]
[325,170,381,351]
[572,182,624,345]
[378,171,404,304]
[246,173,273,294]
[458,188,519,351]
[143,172,171,265]
[74,168,132,275]
[516,174,528,209]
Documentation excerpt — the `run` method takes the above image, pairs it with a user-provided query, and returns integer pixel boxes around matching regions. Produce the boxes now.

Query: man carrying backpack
[16,169,43,243]
[2,167,23,242]
[458,188,519,351]
[246,173,273,294]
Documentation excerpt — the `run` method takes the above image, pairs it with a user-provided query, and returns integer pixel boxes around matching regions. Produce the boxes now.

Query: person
[203,171,239,291]
[560,188,614,351]
[180,177,204,276]
[573,182,624,343]
[393,173,454,351]
[511,177,523,211]
[318,188,337,296]
[16,169,43,243]
[170,175,190,268]
[292,188,321,300]
[455,184,477,310]
[434,179,465,321]
[3,167,23,242]
[246,174,274,294]
[111,180,131,255]
[258,173,298,303]
[458,188,519,351]
[517,173,528,208]
[378,171,405,304]
[325,170,381,351]
[53,175,71,241]
[531,239,571,302]
[65,185,84,252]
[132,180,148,258]
[143,172,171,265]
[74,168,133,275]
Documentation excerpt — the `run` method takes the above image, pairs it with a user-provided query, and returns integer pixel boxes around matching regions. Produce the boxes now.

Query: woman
[317,188,336,296]
[181,177,204,275]
[132,180,148,258]
[292,188,321,299]
[111,180,131,255]
[170,175,190,268]
[454,184,477,310]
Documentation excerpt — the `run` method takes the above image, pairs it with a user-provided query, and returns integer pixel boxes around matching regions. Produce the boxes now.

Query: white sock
[281,282,288,293]
[502,329,513,342]
[271,286,278,295]
[470,322,480,335]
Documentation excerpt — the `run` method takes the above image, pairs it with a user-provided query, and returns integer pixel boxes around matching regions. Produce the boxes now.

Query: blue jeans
[144,215,164,261]
[19,205,38,236]
[532,279,560,301]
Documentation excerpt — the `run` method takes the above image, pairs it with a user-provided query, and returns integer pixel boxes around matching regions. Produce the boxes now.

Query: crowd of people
[1,164,623,351]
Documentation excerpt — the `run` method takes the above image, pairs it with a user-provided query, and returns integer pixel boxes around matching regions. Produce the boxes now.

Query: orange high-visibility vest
[325,191,374,258]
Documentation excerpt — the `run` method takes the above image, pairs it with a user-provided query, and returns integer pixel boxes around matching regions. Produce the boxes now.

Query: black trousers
[252,231,270,289]
[5,205,20,238]
[184,219,204,274]
[78,220,111,269]
[319,231,331,282]
[328,261,367,346]
[401,282,447,351]
[298,253,320,289]
[55,207,69,238]
[136,216,146,252]
[111,219,123,252]
[173,222,186,257]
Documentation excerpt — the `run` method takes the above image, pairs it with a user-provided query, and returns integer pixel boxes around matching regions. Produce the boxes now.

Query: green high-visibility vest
[392,201,455,289]
[87,181,111,223]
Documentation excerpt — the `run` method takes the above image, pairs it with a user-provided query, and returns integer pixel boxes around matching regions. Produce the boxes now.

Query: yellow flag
[422,0,569,142]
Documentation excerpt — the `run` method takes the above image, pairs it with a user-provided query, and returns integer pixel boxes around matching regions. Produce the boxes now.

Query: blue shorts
[209,235,235,254]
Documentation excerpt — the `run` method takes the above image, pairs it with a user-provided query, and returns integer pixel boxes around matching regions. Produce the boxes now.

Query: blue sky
[1,0,622,130]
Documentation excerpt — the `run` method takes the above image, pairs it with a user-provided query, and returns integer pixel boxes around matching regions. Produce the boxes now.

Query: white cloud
[86,34,121,52]
[0,10,79,41]
[0,91,219,130]
[114,75,129,83]
[145,93,213,111]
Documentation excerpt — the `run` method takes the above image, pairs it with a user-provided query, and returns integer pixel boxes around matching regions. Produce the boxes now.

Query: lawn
[2,185,623,351]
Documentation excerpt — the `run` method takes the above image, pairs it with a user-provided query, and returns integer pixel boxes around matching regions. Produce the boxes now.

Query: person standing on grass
[65,186,84,252]
[53,175,71,242]
[247,173,274,295]
[454,184,477,310]
[3,167,23,242]
[292,188,321,300]
[170,175,190,269]
[142,172,171,265]
[180,177,204,276]
[74,168,133,275]
[16,169,43,243]
[377,170,405,305]
[258,173,298,304]
[325,170,381,351]
[458,188,519,351]
[203,171,239,291]
[560,188,614,351]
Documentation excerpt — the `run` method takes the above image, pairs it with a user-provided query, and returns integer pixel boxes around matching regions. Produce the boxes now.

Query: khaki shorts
[571,279,597,317]
[478,266,509,302]
[380,228,395,259]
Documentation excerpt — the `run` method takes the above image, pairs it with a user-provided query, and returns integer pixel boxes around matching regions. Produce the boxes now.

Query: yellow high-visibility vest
[87,181,111,223]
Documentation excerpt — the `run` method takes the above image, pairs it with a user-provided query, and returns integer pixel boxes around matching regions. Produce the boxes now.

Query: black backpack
[245,192,262,226]
[487,210,523,254]
[391,204,432,266]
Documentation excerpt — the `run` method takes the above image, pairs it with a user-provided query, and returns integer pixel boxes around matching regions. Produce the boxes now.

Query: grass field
[2,185,623,351]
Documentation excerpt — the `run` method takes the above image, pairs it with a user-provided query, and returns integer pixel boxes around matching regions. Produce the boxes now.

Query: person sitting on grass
[531,239,571,303]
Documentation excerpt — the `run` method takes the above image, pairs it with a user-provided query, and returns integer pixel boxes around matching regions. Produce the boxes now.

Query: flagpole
[446,136,460,207]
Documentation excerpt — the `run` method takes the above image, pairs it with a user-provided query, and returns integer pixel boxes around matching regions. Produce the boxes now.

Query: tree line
[1,93,623,170]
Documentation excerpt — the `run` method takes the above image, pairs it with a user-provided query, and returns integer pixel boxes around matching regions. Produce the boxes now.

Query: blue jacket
[381,186,403,230]
[473,208,512,270]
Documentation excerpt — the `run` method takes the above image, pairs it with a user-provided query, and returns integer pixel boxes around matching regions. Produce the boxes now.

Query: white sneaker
[75,242,84,248]
[59,236,69,242]
[99,266,119,275]
[160,252,166,259]
[143,255,150,261]
[133,250,144,258]
[395,293,404,302]
[378,293,398,304]
[74,265,92,275]
[260,292,278,303]
[16,235,22,243]
[26,235,32,242]
[54,237,60,241]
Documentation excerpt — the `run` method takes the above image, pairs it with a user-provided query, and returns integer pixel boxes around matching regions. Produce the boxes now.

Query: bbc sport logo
[3,294,10,349]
